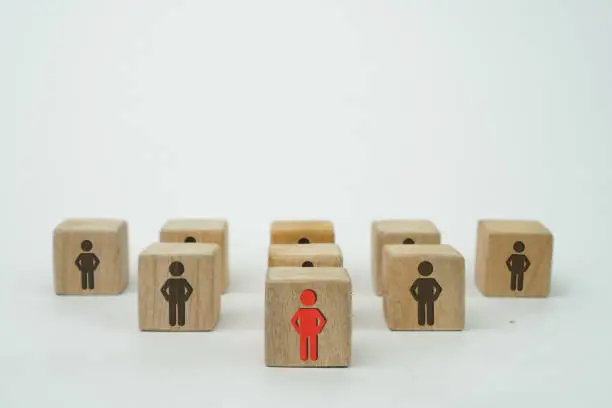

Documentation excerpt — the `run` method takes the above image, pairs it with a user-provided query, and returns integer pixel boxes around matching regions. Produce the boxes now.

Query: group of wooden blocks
[53,218,554,368]
[267,221,351,367]
[54,219,229,330]
[372,219,553,334]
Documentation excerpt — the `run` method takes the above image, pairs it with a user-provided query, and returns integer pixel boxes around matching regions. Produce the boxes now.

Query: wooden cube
[382,244,464,331]
[53,219,129,295]
[265,267,351,367]
[160,219,229,293]
[270,221,334,245]
[371,220,441,296]
[268,244,343,267]
[475,220,553,297]
[138,243,221,331]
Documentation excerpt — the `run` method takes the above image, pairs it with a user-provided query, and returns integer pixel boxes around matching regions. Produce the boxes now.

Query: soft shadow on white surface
[215,293,263,331]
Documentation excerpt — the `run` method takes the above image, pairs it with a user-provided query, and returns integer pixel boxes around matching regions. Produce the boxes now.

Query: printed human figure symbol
[74,240,100,290]
[410,261,443,326]
[506,241,531,291]
[291,289,327,361]
[160,262,194,327]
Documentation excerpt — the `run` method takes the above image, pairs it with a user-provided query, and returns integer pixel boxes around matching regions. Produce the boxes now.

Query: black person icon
[506,241,531,292]
[160,262,194,327]
[74,240,100,290]
[409,261,443,326]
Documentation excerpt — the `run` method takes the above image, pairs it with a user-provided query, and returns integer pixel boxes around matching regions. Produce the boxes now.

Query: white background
[1,1,611,407]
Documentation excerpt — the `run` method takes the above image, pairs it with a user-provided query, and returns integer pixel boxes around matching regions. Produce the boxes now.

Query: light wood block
[268,244,343,267]
[138,243,221,331]
[372,220,441,296]
[382,244,464,331]
[270,221,334,245]
[53,219,129,295]
[265,267,351,367]
[475,220,553,297]
[160,219,229,293]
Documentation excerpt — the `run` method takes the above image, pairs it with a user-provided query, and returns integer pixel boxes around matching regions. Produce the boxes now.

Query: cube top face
[53,219,129,295]
[479,220,551,235]
[270,221,334,245]
[271,220,333,232]
[266,267,351,367]
[55,218,126,233]
[140,242,219,257]
[268,244,343,267]
[161,219,227,233]
[371,220,441,296]
[267,267,350,283]
[476,220,553,297]
[384,244,459,259]
[138,243,221,331]
[373,220,439,235]
[382,244,465,331]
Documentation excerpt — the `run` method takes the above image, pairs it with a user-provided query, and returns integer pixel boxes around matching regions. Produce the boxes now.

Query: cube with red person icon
[265,267,352,367]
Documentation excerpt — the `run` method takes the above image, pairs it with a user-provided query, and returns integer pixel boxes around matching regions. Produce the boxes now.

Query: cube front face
[383,245,464,331]
[53,219,129,295]
[371,220,441,296]
[265,268,351,367]
[268,244,343,267]
[138,243,221,331]
[475,221,553,297]
[270,221,335,245]
[160,219,229,293]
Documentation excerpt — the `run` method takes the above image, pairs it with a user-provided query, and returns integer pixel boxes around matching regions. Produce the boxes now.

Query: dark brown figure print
[74,240,100,290]
[160,262,194,327]
[410,261,443,326]
[298,237,310,244]
[506,241,531,291]
[184,236,196,243]
[403,238,415,244]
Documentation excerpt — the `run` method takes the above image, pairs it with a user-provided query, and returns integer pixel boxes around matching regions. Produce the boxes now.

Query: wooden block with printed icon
[53,219,129,295]
[371,220,441,296]
[138,243,221,331]
[160,219,229,293]
[265,267,351,367]
[475,220,553,297]
[382,244,465,331]
[270,221,335,245]
[268,244,343,267]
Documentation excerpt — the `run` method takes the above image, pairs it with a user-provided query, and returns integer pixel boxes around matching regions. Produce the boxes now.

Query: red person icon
[291,289,327,361]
